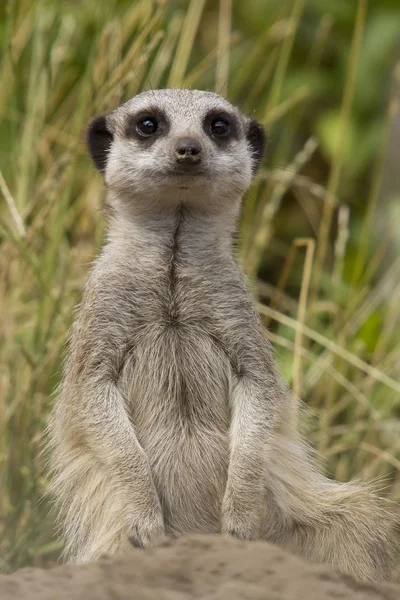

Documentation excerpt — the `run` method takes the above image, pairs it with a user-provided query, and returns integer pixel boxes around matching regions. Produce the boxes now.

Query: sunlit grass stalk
[244,137,318,276]
[168,0,207,88]
[292,238,315,400]
[215,0,231,95]
[264,0,306,117]
[257,304,400,395]
[351,60,400,290]
[314,0,367,288]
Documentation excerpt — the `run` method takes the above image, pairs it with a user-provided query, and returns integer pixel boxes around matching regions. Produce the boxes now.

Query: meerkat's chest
[116,256,237,532]
[121,256,237,431]
[128,249,236,326]
[126,322,232,424]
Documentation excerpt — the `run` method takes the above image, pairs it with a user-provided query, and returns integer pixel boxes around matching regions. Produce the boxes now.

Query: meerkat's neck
[105,195,242,265]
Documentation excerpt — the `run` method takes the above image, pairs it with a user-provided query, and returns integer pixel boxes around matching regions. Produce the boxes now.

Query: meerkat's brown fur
[48,89,394,580]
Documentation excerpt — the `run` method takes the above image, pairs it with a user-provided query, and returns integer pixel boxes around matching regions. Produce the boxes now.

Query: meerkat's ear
[247,119,266,173]
[86,115,113,173]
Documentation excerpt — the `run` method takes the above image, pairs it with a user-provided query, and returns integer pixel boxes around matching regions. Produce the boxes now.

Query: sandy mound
[0,535,398,599]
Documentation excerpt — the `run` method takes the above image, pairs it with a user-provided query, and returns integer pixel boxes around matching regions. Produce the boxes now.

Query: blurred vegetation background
[1,0,399,572]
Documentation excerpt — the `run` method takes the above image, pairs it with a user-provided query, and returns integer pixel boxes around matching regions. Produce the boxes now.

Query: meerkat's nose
[175,137,202,163]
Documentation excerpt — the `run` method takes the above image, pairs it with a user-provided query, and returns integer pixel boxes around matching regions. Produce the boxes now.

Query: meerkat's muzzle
[175,137,202,164]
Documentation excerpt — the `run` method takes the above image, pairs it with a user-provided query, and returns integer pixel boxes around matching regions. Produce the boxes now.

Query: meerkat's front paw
[221,489,263,541]
[127,502,166,548]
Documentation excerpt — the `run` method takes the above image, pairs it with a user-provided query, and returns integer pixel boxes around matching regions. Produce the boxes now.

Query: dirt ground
[0,535,399,600]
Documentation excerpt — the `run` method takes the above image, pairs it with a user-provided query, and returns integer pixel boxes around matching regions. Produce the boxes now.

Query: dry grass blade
[168,0,207,88]
[264,85,310,127]
[265,329,380,418]
[0,170,25,237]
[293,239,315,399]
[314,0,367,284]
[215,0,232,95]
[244,137,318,276]
[257,304,400,395]
[265,0,306,117]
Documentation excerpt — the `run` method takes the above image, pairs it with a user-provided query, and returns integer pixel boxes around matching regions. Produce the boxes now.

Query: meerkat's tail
[262,404,395,582]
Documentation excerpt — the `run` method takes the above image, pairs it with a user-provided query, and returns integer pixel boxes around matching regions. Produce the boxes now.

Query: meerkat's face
[87,89,265,213]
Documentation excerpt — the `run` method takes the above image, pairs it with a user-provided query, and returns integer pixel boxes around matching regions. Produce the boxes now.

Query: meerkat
[48,89,394,581]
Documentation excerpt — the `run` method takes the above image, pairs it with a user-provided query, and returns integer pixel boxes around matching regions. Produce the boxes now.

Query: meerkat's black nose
[175,137,202,163]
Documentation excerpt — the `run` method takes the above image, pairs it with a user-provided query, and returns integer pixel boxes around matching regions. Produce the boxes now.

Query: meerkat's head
[87,89,265,215]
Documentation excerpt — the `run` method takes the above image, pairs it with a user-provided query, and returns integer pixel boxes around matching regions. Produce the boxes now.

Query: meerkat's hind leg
[48,442,131,563]
[261,429,395,582]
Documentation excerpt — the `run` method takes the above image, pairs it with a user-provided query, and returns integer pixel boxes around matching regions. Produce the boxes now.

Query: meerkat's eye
[210,118,231,138]
[136,117,158,137]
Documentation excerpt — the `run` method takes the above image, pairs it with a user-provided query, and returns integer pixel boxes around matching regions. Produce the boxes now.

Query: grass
[0,0,399,571]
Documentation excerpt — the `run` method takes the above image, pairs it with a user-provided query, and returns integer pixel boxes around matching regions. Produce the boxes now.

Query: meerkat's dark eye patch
[246,119,266,173]
[204,111,238,144]
[125,110,168,142]
[86,115,113,173]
